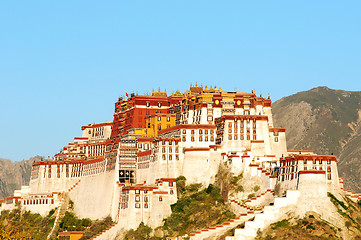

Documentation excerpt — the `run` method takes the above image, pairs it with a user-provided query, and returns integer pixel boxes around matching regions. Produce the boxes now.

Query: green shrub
[125,222,152,240]
[306,224,315,230]
[235,185,244,192]
[271,219,290,229]
[184,183,202,193]
[328,192,348,210]
[79,216,113,240]
[47,208,56,218]
[248,193,256,199]
[253,185,260,192]
[345,221,352,228]
[176,176,187,196]
[231,173,243,185]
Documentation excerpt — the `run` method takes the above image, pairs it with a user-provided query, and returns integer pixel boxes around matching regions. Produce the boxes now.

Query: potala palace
[1,84,360,239]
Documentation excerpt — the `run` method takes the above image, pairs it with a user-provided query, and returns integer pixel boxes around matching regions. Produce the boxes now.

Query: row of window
[183,136,215,142]
[182,129,215,135]
[162,154,179,161]
[228,129,256,134]
[228,134,257,140]
[162,147,179,153]
[23,199,54,205]
[228,122,257,129]
[280,159,333,167]
[279,172,332,181]
[160,140,179,146]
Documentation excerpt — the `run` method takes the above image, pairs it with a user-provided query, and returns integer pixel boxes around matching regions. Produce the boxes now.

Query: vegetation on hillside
[256,193,361,240]
[124,175,236,238]
[57,211,113,240]
[0,202,113,240]
[163,183,235,236]
[328,192,361,232]
[255,215,345,240]
[125,222,161,240]
[255,215,346,240]
[0,204,54,239]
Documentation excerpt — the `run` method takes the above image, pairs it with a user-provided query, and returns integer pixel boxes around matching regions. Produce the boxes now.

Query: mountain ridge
[272,86,361,193]
[0,156,42,199]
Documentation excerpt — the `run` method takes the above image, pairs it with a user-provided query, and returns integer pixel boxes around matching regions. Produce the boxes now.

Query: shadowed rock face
[0,156,42,199]
[272,86,361,193]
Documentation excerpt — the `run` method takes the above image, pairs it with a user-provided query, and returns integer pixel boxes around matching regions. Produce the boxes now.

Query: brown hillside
[0,156,41,199]
[272,86,361,193]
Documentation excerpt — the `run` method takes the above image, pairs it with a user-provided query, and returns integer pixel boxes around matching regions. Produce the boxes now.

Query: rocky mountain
[272,86,361,193]
[0,156,42,199]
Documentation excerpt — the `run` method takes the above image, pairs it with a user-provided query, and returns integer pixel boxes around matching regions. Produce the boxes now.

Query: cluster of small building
[0,84,350,239]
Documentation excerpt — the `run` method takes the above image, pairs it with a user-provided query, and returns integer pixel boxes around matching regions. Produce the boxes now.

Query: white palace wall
[182,149,221,186]
[69,170,117,220]
[29,164,80,194]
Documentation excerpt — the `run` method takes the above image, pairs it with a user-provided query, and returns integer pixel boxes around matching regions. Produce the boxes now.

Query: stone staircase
[90,223,118,240]
[47,193,69,240]
[46,180,81,240]
[67,179,81,192]
[189,213,255,240]
[225,190,300,240]
[340,187,361,202]
[229,189,272,215]
[189,189,275,240]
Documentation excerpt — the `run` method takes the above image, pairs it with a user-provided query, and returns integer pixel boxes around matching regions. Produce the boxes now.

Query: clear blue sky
[1,1,360,161]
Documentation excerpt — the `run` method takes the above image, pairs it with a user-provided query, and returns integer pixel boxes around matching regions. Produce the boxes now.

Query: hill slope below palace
[0,156,40,199]
[272,86,361,193]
